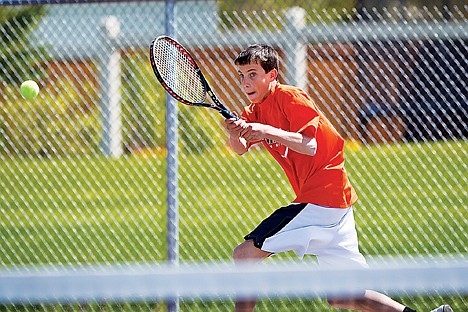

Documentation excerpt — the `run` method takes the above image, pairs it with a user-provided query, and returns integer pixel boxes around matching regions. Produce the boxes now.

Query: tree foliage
[218,0,358,30]
[0,6,47,85]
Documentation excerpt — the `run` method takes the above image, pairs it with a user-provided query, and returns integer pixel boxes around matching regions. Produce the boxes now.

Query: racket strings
[153,39,206,103]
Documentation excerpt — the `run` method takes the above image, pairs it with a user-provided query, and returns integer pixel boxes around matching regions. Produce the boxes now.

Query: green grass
[0,140,467,311]
[346,141,468,257]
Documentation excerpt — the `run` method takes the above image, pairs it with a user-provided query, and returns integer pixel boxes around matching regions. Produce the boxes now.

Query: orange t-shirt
[241,83,357,208]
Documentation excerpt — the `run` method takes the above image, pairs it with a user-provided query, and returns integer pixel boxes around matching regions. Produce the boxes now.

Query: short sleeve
[283,91,320,138]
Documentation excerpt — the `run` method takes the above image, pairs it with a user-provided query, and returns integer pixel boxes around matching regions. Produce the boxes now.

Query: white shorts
[244,203,368,268]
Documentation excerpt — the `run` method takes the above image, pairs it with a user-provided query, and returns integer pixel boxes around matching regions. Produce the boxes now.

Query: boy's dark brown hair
[234,44,279,77]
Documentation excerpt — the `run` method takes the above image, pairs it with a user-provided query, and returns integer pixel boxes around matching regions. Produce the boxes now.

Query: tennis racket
[149,36,238,120]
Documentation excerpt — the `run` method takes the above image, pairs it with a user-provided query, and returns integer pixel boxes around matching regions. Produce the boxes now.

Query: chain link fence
[0,1,467,311]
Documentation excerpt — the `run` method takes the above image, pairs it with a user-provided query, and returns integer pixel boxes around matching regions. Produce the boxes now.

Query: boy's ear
[269,68,278,81]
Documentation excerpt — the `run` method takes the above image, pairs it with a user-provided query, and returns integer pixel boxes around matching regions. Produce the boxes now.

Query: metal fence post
[99,16,123,158]
[165,0,179,311]
[283,7,308,91]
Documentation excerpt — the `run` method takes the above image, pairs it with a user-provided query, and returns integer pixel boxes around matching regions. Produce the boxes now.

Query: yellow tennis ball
[20,80,40,100]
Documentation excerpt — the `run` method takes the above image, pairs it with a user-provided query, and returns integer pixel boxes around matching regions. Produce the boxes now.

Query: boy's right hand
[225,115,247,139]
[225,116,250,155]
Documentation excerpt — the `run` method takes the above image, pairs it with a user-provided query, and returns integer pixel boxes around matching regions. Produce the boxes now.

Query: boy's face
[237,62,277,104]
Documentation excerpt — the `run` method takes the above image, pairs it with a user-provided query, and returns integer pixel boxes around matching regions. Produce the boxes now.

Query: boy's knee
[232,241,250,262]
[232,240,271,263]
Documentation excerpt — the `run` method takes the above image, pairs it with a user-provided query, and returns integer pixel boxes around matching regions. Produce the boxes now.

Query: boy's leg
[315,207,408,312]
[328,290,406,312]
[232,241,407,312]
[232,240,272,312]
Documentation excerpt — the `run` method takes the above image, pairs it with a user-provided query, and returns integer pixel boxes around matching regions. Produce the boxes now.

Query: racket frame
[150,36,237,119]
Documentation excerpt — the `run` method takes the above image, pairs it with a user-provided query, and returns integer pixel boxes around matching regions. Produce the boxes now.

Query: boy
[224,44,452,312]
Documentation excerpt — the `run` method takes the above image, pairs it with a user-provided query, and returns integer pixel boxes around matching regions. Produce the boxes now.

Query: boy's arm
[228,135,249,155]
[225,118,249,155]
[241,123,317,156]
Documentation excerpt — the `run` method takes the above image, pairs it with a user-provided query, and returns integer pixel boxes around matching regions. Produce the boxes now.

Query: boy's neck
[258,81,278,104]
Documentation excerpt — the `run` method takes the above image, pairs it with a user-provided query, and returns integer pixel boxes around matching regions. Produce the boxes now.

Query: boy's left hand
[239,123,268,142]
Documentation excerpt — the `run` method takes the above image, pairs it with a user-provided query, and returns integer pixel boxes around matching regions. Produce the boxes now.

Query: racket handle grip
[220,109,239,120]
